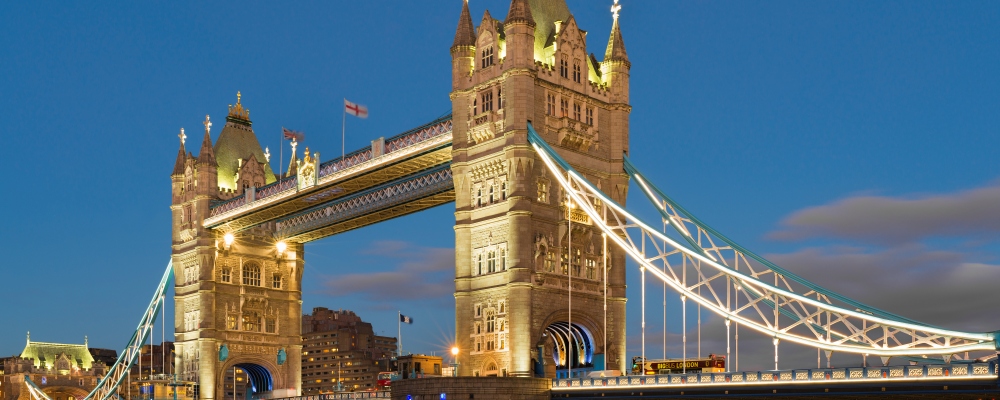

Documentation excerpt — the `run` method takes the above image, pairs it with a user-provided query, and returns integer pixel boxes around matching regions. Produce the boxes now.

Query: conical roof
[505,0,535,26]
[605,16,629,63]
[213,92,275,190]
[452,0,476,48]
[172,128,187,176]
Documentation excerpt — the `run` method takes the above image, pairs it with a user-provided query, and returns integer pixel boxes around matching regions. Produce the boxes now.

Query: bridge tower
[450,0,631,377]
[170,95,303,399]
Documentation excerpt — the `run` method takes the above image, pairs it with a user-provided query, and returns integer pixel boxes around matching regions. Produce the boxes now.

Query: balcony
[467,109,504,144]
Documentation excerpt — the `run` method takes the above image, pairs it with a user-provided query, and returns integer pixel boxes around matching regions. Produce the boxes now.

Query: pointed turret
[198,115,217,166]
[452,0,476,49]
[604,0,629,65]
[173,128,187,176]
[505,0,535,26]
[504,0,536,68]
[451,1,476,90]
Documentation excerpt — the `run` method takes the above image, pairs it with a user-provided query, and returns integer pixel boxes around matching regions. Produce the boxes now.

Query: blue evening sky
[1,1,998,370]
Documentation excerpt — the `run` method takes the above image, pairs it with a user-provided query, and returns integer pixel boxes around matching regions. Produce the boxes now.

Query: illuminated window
[560,98,568,117]
[487,251,496,273]
[547,93,556,115]
[243,313,261,332]
[573,249,582,277]
[561,253,569,275]
[272,274,282,289]
[559,59,568,78]
[242,262,261,286]
[221,268,231,283]
[545,251,555,272]
[486,310,496,333]
[227,315,238,330]
[586,259,596,280]
[537,180,548,203]
[586,107,594,125]
[573,60,582,83]
[573,103,582,121]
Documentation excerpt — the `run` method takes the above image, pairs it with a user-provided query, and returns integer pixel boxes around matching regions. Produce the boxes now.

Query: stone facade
[450,0,631,378]
[171,97,302,400]
[0,337,113,400]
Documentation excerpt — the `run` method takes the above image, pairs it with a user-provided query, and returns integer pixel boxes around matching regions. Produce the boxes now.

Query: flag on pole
[282,127,304,141]
[400,314,414,324]
[344,99,369,119]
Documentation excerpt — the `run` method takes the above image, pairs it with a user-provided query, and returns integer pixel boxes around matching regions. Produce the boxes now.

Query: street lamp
[450,347,459,377]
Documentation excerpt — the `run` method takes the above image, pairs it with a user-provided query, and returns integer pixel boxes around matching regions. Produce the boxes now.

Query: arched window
[243,262,261,286]
[488,185,494,203]
[486,310,496,333]
[573,60,582,83]
[559,59,568,78]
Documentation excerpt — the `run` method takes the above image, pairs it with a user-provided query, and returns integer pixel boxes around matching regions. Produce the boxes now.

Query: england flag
[344,99,369,119]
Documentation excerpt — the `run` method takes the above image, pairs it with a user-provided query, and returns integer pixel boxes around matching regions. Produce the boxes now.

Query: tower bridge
[17,1,999,400]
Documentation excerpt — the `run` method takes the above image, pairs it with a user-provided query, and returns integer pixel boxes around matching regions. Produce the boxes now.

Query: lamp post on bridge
[450,347,460,377]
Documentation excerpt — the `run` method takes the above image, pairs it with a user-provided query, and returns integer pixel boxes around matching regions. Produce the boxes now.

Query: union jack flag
[282,127,304,141]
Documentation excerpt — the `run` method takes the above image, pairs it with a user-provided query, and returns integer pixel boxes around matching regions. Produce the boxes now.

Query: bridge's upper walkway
[203,116,454,242]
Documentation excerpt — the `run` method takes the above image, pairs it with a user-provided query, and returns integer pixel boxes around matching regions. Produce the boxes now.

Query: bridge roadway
[203,116,454,242]
[268,362,998,400]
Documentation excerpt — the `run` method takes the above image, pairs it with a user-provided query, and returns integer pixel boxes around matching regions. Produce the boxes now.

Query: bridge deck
[552,362,999,398]
[204,116,454,241]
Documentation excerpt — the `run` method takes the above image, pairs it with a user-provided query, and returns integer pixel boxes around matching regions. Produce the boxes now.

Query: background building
[0,335,116,400]
[395,355,442,380]
[301,308,397,393]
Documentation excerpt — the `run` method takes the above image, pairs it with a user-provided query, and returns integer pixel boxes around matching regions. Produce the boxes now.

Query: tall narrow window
[497,87,503,109]
[545,251,555,272]
[481,91,493,113]
[488,185,494,203]
[547,93,556,115]
[481,46,494,68]
[221,268,232,283]
[242,262,261,286]
[265,318,276,334]
[573,60,582,83]
[500,249,506,270]
[586,107,594,125]
[227,315,238,330]
[586,259,596,280]
[573,103,582,121]
[559,59,568,78]
[537,180,548,203]
[560,99,569,117]
[501,181,507,200]
[272,274,282,289]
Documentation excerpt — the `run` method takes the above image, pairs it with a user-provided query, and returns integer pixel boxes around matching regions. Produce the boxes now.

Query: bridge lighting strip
[551,370,998,391]
[529,133,995,355]
[204,129,452,227]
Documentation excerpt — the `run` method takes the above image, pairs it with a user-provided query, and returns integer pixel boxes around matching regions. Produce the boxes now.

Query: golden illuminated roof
[21,339,94,370]
[227,91,250,123]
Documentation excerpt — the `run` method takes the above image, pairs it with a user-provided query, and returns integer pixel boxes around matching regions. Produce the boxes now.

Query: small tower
[451,0,476,91]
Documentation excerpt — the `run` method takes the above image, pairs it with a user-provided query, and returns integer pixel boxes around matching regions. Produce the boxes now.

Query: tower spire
[198,114,216,165]
[173,128,187,175]
[504,0,535,26]
[604,0,629,64]
[452,0,476,49]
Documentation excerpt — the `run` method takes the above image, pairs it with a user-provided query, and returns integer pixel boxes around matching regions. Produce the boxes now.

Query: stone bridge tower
[450,0,631,378]
[170,96,303,399]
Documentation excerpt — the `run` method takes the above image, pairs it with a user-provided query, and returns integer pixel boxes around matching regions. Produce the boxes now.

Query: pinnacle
[505,0,535,26]
[452,0,476,48]
[172,147,186,176]
[604,18,629,63]
[198,129,216,166]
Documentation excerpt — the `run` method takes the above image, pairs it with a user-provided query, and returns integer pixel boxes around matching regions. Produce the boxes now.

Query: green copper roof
[213,120,276,191]
[527,0,570,57]
[21,340,94,370]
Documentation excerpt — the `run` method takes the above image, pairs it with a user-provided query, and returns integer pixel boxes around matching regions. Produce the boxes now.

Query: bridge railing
[206,116,453,222]
[273,392,390,400]
[551,362,998,390]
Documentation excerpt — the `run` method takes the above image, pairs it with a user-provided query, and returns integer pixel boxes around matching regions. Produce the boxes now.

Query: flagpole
[342,98,347,161]
[398,311,402,356]
[279,127,284,178]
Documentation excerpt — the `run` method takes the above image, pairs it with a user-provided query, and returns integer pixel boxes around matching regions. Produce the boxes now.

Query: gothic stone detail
[451,0,630,378]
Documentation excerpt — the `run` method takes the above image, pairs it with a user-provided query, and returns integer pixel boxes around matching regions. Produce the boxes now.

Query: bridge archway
[217,358,279,400]
[40,385,89,400]
[535,310,604,379]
